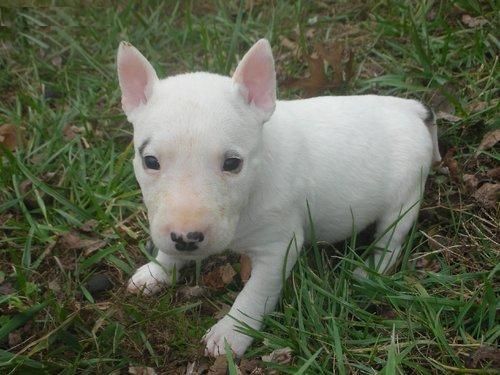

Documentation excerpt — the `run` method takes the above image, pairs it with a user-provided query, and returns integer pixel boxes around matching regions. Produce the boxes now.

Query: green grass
[1,1,499,373]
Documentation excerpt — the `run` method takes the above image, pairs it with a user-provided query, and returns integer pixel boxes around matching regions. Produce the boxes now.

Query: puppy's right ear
[232,39,276,121]
[117,42,158,115]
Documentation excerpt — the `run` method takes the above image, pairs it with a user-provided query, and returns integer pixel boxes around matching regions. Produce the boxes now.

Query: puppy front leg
[203,237,303,357]
[127,251,187,295]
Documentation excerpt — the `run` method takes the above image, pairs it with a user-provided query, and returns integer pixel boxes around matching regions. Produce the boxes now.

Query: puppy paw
[202,315,253,357]
[127,262,169,295]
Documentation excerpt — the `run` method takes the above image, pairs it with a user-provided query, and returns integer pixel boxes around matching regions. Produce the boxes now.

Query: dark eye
[223,157,242,173]
[144,155,160,170]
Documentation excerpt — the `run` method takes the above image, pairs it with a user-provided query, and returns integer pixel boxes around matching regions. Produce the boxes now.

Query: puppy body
[117,39,439,356]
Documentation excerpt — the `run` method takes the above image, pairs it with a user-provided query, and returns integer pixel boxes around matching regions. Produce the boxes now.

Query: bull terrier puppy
[117,39,440,357]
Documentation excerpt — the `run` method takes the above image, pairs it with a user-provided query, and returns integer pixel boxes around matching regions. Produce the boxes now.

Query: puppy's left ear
[233,39,276,120]
[117,42,158,116]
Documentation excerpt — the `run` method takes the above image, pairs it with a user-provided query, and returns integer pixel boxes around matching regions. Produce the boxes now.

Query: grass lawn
[0,1,498,374]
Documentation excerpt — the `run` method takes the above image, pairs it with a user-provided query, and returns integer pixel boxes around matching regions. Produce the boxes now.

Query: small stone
[86,274,113,296]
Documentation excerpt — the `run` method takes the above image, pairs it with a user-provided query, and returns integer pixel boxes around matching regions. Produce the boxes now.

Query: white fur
[117,39,439,357]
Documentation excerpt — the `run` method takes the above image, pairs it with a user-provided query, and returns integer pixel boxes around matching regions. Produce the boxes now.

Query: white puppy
[117,39,440,357]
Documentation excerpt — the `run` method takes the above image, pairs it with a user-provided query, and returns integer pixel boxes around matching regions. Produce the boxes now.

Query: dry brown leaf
[473,183,500,209]
[461,14,488,28]
[240,254,252,284]
[208,356,228,375]
[463,174,479,192]
[436,111,462,122]
[203,264,236,289]
[476,129,500,155]
[8,331,22,347]
[442,148,459,181]
[80,219,99,233]
[220,263,236,284]
[262,347,293,364]
[51,55,63,67]
[0,124,17,151]
[282,42,353,97]
[0,281,15,295]
[186,358,211,375]
[128,366,157,375]
[239,358,264,374]
[19,179,32,194]
[487,167,500,180]
[282,52,326,97]
[63,124,82,141]
[467,346,500,369]
[48,280,61,292]
[376,304,398,319]
[316,42,352,88]
[176,285,207,300]
[59,231,106,255]
[415,256,441,272]
[279,36,299,56]
[468,101,487,112]
[429,92,454,114]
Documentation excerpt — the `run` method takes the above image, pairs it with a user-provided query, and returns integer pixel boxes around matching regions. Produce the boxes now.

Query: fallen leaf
[240,254,252,284]
[442,148,459,181]
[282,42,353,97]
[463,174,479,192]
[0,281,15,295]
[59,231,107,255]
[48,280,61,292]
[262,347,293,365]
[79,219,98,233]
[461,14,488,28]
[186,358,211,375]
[208,356,228,375]
[239,358,264,374]
[176,285,208,300]
[19,179,32,194]
[436,111,462,122]
[203,264,236,289]
[487,167,500,180]
[51,55,63,67]
[316,42,352,89]
[429,92,455,115]
[376,305,398,320]
[128,366,157,375]
[8,331,22,347]
[468,101,487,112]
[415,256,441,273]
[0,124,17,151]
[473,183,500,209]
[282,52,326,97]
[279,36,299,56]
[467,346,500,369]
[476,129,500,155]
[63,124,82,141]
[220,263,236,284]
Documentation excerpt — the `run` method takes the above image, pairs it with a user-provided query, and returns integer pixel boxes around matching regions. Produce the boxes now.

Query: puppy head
[117,39,276,258]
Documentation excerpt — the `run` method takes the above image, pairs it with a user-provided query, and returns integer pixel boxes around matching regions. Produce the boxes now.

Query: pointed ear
[232,39,276,119]
[117,42,158,115]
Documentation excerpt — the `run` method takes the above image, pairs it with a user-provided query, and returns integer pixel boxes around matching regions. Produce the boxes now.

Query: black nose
[170,231,204,252]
